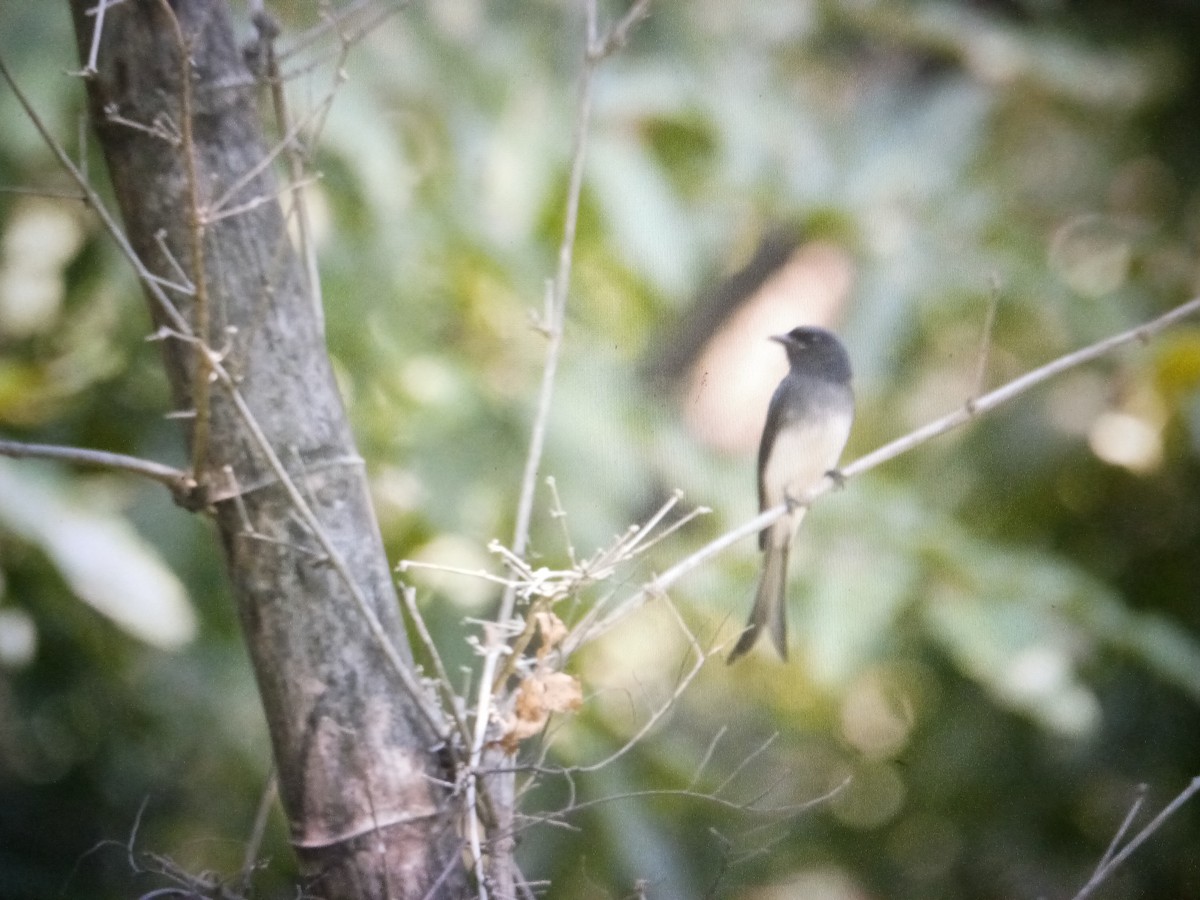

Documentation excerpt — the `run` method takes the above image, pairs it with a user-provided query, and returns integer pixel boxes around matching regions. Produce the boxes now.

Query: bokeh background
[2,1,1200,897]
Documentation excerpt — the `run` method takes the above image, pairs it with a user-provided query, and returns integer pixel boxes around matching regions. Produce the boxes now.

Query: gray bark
[67,1,466,896]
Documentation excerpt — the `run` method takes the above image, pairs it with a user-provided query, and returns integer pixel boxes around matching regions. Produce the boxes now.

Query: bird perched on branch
[728,326,854,663]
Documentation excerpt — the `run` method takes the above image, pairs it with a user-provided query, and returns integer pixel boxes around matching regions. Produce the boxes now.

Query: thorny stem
[79,0,114,77]
[156,0,214,485]
[255,8,325,329]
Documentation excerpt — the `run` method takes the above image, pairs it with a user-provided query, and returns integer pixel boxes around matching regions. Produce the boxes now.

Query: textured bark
[68,2,466,896]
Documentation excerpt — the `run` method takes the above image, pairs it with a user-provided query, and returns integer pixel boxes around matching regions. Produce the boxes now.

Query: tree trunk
[67,2,466,896]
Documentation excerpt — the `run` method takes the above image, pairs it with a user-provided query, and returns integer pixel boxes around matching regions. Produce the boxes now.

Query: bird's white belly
[761,408,853,510]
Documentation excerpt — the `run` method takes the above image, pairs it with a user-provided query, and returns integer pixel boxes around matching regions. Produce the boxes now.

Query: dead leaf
[499,669,583,752]
[534,610,569,659]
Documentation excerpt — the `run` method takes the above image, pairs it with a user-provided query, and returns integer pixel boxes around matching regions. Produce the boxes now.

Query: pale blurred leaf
[0,461,196,648]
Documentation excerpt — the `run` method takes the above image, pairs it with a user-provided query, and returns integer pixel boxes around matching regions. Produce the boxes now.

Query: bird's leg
[783,490,805,513]
[824,468,847,489]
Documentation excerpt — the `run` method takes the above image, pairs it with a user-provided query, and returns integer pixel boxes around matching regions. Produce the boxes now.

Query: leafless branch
[0,438,198,500]
[515,773,850,836]
[277,0,404,66]
[590,0,653,59]
[570,597,714,775]
[462,4,660,893]
[78,0,126,77]
[155,0,214,483]
[687,726,729,791]
[0,185,88,200]
[238,768,277,894]
[401,585,473,743]
[972,276,1002,399]
[1070,776,1200,900]
[564,294,1200,656]
[253,7,327,328]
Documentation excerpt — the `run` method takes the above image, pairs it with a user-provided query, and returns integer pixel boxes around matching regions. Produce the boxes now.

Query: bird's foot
[825,468,847,490]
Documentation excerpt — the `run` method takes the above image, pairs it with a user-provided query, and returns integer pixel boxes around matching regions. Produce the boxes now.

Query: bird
[727,326,854,663]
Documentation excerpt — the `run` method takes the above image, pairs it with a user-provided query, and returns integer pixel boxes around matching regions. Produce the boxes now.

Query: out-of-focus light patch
[405,534,497,611]
[840,670,914,760]
[1088,409,1162,473]
[0,200,84,338]
[1004,644,1070,699]
[752,867,868,900]
[963,28,1023,84]
[1037,684,1101,738]
[1045,370,1108,436]
[1049,215,1131,297]
[830,761,906,830]
[402,354,463,406]
[428,0,484,40]
[481,89,552,245]
[0,607,37,668]
[371,465,426,529]
[1001,644,1100,738]
[579,599,683,691]
[684,241,853,454]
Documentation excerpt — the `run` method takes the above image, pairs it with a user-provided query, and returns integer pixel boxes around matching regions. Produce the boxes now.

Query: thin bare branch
[545,476,577,566]
[278,0,402,64]
[713,733,780,797]
[855,294,1200,473]
[688,726,728,791]
[0,185,88,200]
[238,768,276,894]
[79,0,125,77]
[401,585,472,745]
[465,1,622,885]
[565,294,1200,656]
[1094,783,1147,876]
[0,438,196,495]
[255,7,326,329]
[591,0,653,59]
[571,600,713,775]
[1070,776,1200,900]
[517,775,849,835]
[971,277,1002,399]
[155,0,213,483]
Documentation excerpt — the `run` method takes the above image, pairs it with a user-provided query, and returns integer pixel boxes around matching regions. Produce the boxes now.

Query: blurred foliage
[3,0,1200,898]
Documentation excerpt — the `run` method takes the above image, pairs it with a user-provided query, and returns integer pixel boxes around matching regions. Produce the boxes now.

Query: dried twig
[563,294,1200,657]
[463,3,632,893]
[971,276,1002,400]
[155,0,213,483]
[0,439,201,505]
[1070,776,1200,900]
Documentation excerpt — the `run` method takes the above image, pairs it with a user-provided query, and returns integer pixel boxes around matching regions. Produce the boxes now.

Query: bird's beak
[769,334,789,346]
